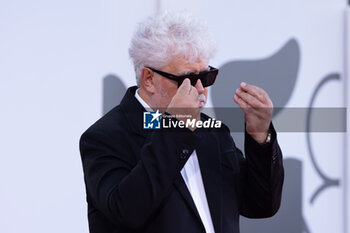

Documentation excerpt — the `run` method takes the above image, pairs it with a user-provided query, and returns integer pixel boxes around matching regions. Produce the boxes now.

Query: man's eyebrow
[182,71,195,75]
[182,67,210,75]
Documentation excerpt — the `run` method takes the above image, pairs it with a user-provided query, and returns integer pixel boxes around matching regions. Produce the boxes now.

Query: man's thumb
[177,78,191,94]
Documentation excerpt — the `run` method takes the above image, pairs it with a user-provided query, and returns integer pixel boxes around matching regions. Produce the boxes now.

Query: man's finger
[177,78,191,95]
[239,82,267,103]
[235,88,264,108]
[234,94,250,109]
[234,94,259,117]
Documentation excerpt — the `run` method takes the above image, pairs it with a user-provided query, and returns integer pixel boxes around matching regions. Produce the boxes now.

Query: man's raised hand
[166,79,201,131]
[234,82,273,143]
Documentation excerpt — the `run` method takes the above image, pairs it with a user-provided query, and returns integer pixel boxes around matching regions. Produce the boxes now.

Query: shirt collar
[134,88,153,111]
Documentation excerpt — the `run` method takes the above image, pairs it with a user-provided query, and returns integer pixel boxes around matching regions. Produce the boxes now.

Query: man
[80,12,284,233]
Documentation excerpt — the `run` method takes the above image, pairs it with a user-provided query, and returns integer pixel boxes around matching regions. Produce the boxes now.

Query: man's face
[150,57,209,109]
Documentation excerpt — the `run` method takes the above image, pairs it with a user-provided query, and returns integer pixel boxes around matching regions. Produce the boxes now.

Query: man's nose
[195,79,204,94]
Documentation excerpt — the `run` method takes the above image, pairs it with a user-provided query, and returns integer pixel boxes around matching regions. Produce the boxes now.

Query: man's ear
[140,67,156,93]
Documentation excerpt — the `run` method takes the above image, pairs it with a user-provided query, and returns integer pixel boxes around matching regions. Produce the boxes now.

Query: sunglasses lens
[176,68,218,87]
[208,73,217,86]
[200,75,209,87]
[177,79,185,87]
[191,78,198,86]
[200,72,217,87]
[176,76,198,87]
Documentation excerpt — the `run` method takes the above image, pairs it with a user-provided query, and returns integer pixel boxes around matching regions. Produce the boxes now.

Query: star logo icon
[143,110,162,129]
[150,110,162,123]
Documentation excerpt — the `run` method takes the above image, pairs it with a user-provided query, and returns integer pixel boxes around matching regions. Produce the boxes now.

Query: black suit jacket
[79,86,284,233]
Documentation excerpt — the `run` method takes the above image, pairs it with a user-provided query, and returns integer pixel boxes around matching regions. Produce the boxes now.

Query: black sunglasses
[146,66,219,87]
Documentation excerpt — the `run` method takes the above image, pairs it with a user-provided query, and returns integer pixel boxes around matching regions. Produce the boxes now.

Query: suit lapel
[196,129,222,233]
[120,86,149,138]
[173,175,203,225]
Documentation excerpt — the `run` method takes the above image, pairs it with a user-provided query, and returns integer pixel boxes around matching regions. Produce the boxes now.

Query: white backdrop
[0,1,348,233]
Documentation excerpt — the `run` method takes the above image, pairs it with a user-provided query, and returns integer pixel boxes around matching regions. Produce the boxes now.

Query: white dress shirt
[135,89,215,233]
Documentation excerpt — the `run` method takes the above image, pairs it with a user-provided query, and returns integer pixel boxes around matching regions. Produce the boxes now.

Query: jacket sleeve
[80,127,201,230]
[239,123,284,218]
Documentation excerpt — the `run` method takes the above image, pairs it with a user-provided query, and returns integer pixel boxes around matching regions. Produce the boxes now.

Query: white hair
[128,12,216,86]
